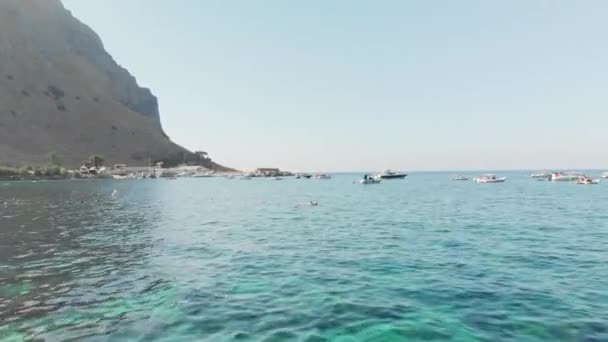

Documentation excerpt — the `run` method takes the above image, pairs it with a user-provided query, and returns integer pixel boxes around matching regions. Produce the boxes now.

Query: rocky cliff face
[0,0,226,169]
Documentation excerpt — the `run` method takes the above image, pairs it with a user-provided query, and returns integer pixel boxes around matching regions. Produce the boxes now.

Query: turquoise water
[1,173,607,341]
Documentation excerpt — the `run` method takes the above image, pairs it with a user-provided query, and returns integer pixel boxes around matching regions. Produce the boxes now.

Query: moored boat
[602,172,608,179]
[576,176,600,185]
[358,175,382,184]
[358,179,382,185]
[316,174,331,179]
[550,172,582,182]
[193,171,214,178]
[474,174,506,183]
[374,170,407,180]
[530,171,552,180]
[450,175,469,181]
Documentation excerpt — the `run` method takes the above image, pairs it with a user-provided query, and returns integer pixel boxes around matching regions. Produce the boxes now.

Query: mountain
[0,0,228,170]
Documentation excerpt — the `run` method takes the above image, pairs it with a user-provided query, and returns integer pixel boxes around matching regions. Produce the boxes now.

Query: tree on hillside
[47,152,62,166]
[88,155,105,168]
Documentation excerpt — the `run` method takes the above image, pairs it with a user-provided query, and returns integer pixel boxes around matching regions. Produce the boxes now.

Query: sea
[1,172,607,341]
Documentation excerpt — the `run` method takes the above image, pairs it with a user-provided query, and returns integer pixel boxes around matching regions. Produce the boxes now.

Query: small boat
[602,172,608,179]
[358,175,381,184]
[576,176,600,185]
[273,177,283,180]
[112,175,129,180]
[193,172,213,178]
[316,174,331,179]
[240,176,252,180]
[358,179,382,185]
[374,170,407,180]
[302,174,312,179]
[474,174,506,183]
[551,172,582,182]
[530,171,552,180]
[450,175,469,181]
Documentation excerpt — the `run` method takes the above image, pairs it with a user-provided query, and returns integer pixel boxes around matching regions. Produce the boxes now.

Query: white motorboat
[450,175,469,181]
[358,178,382,185]
[530,171,552,180]
[273,176,283,180]
[474,174,506,183]
[550,172,582,182]
[576,177,600,185]
[316,174,331,179]
[602,172,608,179]
[374,170,407,180]
[193,172,213,178]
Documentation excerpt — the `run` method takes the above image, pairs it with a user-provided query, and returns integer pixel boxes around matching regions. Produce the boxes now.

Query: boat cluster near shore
[150,169,606,186]
[448,171,604,185]
[2,164,607,186]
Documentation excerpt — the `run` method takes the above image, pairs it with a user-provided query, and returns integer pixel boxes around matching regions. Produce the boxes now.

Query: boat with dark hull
[374,170,408,180]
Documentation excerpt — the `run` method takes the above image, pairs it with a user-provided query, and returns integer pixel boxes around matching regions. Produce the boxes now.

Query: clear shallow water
[1,172,607,341]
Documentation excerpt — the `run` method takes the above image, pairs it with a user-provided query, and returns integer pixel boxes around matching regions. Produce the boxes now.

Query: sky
[62,0,608,172]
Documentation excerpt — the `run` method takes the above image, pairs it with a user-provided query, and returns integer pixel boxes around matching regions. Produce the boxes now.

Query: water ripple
[1,175,608,341]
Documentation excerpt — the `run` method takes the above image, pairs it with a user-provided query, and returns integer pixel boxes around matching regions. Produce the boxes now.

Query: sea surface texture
[1,173,607,341]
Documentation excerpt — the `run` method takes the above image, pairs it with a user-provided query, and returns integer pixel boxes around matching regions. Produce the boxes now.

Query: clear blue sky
[62,0,608,172]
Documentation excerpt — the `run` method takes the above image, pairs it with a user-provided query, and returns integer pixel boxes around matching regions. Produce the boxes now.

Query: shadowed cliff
[0,0,229,170]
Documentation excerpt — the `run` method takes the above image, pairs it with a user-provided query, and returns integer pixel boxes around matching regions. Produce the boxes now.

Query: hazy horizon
[63,0,608,172]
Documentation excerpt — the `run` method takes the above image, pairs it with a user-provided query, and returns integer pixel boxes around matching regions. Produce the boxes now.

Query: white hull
[475,177,506,183]
[358,179,382,184]
[450,176,469,181]
[373,170,407,180]
[551,175,580,182]
[577,180,600,185]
